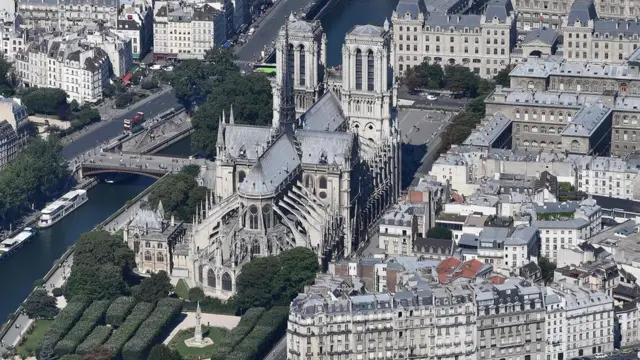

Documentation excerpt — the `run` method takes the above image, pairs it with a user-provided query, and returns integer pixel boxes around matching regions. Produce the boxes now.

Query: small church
[124,14,403,300]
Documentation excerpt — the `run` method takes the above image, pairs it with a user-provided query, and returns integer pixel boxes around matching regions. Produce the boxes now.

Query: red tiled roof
[121,72,133,84]
[436,257,486,284]
[489,274,506,285]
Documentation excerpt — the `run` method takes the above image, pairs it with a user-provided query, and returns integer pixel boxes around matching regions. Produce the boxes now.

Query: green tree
[22,88,70,118]
[65,264,128,301]
[140,79,159,90]
[74,231,136,272]
[0,54,18,96]
[148,167,208,221]
[467,97,486,118]
[539,256,557,284]
[147,344,183,360]
[81,347,114,360]
[402,62,444,90]
[273,247,319,306]
[39,340,57,360]
[132,270,173,303]
[115,92,134,109]
[188,287,206,302]
[444,65,479,97]
[180,164,201,177]
[494,65,514,88]
[426,227,453,240]
[23,289,58,319]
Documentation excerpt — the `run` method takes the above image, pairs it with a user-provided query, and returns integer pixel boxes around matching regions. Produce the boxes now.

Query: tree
[0,54,18,96]
[132,270,173,303]
[444,65,479,97]
[38,341,57,360]
[426,227,453,240]
[74,231,136,272]
[81,347,114,360]
[147,344,182,360]
[272,247,319,306]
[115,92,134,109]
[65,264,128,301]
[494,65,514,88]
[235,256,281,310]
[402,62,444,90]
[539,256,557,284]
[188,287,205,302]
[23,289,58,319]
[140,79,159,90]
[22,88,70,118]
[148,167,208,221]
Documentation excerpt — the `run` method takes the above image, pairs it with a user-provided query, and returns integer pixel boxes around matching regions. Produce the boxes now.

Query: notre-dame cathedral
[126,14,402,300]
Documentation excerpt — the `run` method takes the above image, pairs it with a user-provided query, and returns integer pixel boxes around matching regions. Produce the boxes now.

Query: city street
[0,254,73,352]
[264,335,286,360]
[61,89,179,159]
[235,0,316,61]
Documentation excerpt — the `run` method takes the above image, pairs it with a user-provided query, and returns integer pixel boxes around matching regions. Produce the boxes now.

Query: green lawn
[175,279,190,300]
[168,326,228,359]
[16,319,54,357]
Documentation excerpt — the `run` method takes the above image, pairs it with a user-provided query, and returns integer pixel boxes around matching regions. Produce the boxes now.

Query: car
[622,348,633,354]
[594,353,607,359]
[426,94,438,101]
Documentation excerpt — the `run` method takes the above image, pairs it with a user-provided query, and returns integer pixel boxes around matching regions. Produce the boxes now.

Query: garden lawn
[175,279,190,300]
[16,319,54,357]
[168,326,228,359]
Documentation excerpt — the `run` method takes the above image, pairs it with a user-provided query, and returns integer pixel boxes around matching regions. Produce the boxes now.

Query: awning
[121,73,133,84]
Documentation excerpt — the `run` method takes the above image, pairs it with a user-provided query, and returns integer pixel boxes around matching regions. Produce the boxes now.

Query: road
[61,90,179,160]
[0,254,73,352]
[264,334,287,360]
[235,0,316,62]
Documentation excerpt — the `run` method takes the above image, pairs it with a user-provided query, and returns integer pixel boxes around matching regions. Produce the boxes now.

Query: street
[0,254,73,352]
[235,0,316,62]
[264,334,287,360]
[61,90,179,160]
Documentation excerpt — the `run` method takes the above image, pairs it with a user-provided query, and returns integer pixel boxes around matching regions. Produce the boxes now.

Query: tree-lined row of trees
[172,48,273,158]
[0,137,68,226]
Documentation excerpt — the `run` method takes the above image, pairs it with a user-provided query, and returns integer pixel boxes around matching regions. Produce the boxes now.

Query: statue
[184,302,213,348]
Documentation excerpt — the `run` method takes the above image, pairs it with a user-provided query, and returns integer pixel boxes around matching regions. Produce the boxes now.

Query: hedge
[225,307,289,360]
[210,307,265,360]
[54,300,111,356]
[121,298,183,360]
[103,302,155,356]
[41,300,89,349]
[75,325,112,355]
[106,296,136,328]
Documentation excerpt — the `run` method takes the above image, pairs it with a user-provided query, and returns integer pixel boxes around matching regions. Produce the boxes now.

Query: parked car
[594,353,607,359]
[426,94,438,101]
[622,349,633,354]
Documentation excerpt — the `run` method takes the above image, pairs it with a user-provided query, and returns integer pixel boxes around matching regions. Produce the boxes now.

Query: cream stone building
[17,0,119,31]
[148,17,402,300]
[153,1,226,61]
[392,0,515,78]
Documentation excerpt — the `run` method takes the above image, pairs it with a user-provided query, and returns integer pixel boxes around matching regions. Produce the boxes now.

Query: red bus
[124,112,144,132]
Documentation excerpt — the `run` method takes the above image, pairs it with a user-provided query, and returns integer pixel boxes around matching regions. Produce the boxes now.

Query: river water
[0,0,397,320]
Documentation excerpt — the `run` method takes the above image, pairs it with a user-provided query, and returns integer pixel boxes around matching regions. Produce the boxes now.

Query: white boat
[38,189,89,228]
[0,227,37,262]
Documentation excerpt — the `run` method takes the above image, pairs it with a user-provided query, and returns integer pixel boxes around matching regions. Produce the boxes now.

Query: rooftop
[561,103,611,137]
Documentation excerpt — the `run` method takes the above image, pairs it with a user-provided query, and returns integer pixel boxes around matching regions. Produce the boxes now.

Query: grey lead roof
[223,125,271,161]
[296,130,353,166]
[348,24,385,37]
[523,28,558,46]
[594,19,640,37]
[561,103,611,137]
[237,134,301,197]
[463,112,512,147]
[484,0,512,23]
[425,14,481,29]
[567,0,597,25]
[395,0,426,19]
[300,91,345,132]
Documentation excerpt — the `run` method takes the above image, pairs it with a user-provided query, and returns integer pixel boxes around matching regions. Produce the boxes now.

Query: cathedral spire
[278,14,296,135]
[216,114,225,146]
[229,105,235,125]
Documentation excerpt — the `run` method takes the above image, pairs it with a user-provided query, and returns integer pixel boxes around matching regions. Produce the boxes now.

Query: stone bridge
[73,153,209,180]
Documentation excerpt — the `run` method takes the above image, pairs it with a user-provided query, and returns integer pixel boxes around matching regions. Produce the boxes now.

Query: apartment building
[379,203,418,256]
[0,12,27,60]
[17,0,119,31]
[114,3,153,60]
[153,1,225,61]
[14,29,115,105]
[0,98,30,169]
[475,279,546,360]
[391,0,515,78]
[512,0,570,31]
[545,282,615,358]
[616,301,640,348]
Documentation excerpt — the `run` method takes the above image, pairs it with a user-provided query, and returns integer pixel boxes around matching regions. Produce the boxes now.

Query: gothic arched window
[249,205,259,229]
[319,176,328,189]
[238,170,246,185]
[207,269,216,288]
[252,240,260,255]
[355,49,363,90]
[222,272,232,291]
[263,204,272,229]
[157,252,164,262]
[299,44,306,86]
[144,251,152,261]
[304,174,314,189]
[367,50,374,91]
[198,265,203,283]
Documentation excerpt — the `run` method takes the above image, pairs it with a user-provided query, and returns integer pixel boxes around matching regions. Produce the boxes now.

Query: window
[222,272,232,291]
[367,50,374,91]
[355,49,363,90]
[157,252,164,262]
[249,205,259,229]
[263,204,272,229]
[298,44,306,86]
[252,240,260,255]
[208,269,216,287]
[144,251,152,261]
[319,176,328,189]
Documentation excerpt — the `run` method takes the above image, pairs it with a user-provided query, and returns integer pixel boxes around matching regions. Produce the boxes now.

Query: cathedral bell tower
[340,23,394,143]
[272,13,326,127]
